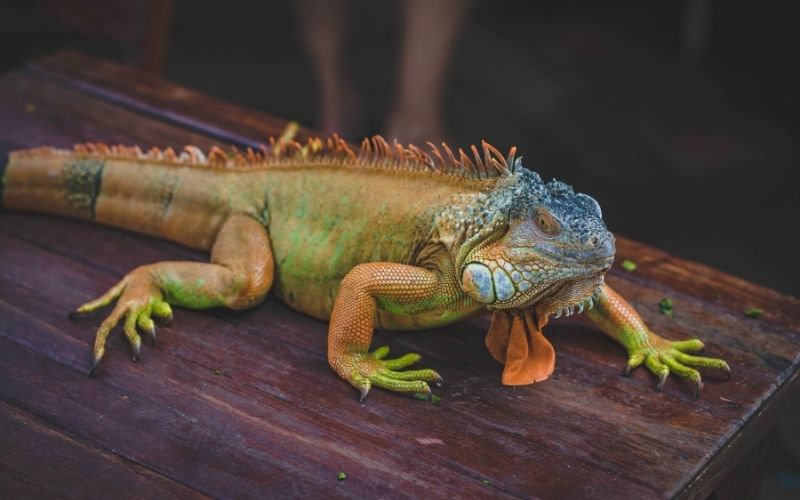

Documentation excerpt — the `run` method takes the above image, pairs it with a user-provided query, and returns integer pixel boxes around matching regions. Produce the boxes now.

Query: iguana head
[458,168,615,318]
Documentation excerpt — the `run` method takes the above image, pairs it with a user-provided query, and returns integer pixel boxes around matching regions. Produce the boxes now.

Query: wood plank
[0,337,344,498]
[0,401,206,499]
[0,71,222,152]
[614,238,800,335]
[0,465,55,499]
[24,49,314,147]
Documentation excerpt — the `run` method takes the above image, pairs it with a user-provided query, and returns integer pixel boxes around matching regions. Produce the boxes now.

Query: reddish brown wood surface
[1,50,798,499]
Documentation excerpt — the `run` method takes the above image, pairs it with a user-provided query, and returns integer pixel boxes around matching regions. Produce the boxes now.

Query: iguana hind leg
[73,214,274,373]
[328,263,446,402]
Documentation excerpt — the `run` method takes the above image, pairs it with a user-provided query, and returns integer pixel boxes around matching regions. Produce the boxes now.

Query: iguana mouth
[534,273,605,319]
[516,279,564,307]
[533,241,615,264]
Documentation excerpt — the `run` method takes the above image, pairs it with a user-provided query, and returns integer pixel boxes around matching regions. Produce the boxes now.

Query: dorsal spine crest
[12,134,521,181]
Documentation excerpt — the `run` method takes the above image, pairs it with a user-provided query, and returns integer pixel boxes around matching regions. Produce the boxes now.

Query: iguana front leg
[586,283,730,397]
[73,215,274,373]
[328,263,446,401]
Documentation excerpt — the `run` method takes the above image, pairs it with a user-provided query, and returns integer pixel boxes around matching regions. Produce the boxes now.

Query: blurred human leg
[386,0,467,144]
[296,0,360,136]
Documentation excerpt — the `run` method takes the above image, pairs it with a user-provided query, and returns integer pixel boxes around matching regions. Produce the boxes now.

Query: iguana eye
[534,209,560,235]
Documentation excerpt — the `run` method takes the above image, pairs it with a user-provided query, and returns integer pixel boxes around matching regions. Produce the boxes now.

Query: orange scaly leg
[72,215,274,374]
[328,263,446,402]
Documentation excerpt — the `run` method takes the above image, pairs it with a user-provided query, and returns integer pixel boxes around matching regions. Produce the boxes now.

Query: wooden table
[1,51,798,499]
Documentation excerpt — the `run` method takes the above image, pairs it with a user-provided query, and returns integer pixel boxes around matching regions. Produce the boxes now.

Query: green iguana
[0,126,730,401]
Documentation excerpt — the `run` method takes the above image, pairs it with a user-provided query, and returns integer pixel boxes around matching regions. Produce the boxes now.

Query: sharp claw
[554,309,562,319]
[68,311,82,320]
[145,325,156,346]
[624,363,633,377]
[434,375,444,388]
[722,364,732,380]
[359,385,370,403]
[578,302,584,314]
[423,388,433,402]
[656,372,668,392]
[694,380,704,400]
[131,345,141,363]
[87,357,101,376]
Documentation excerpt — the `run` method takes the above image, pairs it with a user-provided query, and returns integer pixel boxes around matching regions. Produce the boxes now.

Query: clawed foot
[69,269,172,374]
[341,346,442,402]
[626,338,730,398]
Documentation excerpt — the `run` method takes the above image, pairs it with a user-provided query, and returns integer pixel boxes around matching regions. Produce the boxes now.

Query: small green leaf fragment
[213,368,223,376]
[481,478,492,485]
[658,298,674,317]
[744,307,764,319]
[413,393,442,404]
[621,259,637,272]
[337,471,346,481]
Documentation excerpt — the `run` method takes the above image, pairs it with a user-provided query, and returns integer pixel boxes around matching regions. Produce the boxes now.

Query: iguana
[0,126,730,401]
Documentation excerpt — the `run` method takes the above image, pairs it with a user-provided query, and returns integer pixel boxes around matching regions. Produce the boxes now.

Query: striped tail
[2,148,106,220]
[0,147,239,250]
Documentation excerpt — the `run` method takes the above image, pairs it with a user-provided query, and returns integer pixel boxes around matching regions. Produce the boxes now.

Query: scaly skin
[586,284,730,398]
[0,125,729,400]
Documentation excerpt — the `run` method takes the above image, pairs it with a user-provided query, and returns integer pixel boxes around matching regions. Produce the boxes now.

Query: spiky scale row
[11,134,522,181]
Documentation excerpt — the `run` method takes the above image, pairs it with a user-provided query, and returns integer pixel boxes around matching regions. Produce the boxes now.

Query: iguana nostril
[598,236,616,259]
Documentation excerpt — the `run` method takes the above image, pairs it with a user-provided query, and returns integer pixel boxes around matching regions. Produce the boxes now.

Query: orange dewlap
[485,308,555,385]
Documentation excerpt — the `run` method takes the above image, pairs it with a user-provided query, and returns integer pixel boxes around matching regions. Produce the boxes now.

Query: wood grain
[0,51,798,499]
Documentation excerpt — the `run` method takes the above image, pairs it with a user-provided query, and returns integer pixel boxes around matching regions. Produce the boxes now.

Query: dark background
[1,0,798,497]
